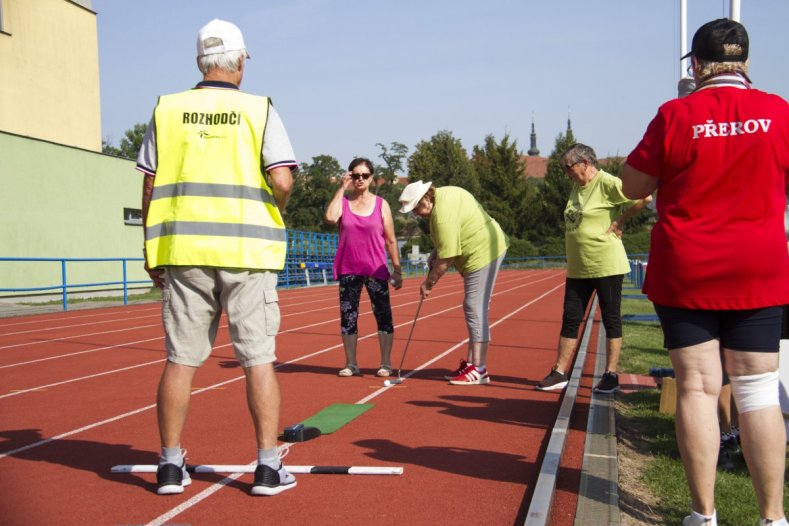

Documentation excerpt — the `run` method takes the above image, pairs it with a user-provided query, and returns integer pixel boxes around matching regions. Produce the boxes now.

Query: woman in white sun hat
[398,181,508,385]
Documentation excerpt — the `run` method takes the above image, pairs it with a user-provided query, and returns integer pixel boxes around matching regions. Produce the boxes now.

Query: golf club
[384,295,424,387]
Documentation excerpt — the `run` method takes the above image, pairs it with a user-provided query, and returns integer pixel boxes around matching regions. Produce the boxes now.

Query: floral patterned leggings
[338,274,394,335]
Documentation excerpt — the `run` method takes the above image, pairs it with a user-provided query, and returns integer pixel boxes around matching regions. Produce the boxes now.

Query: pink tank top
[333,195,390,281]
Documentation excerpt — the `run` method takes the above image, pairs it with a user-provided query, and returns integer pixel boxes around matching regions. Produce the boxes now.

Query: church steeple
[527,115,540,156]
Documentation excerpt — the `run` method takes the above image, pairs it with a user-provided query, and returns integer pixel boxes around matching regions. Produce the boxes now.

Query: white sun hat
[398,181,433,213]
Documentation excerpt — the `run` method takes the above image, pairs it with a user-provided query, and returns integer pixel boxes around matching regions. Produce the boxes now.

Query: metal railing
[0,230,343,309]
[1,242,650,311]
[627,253,649,288]
[0,257,148,311]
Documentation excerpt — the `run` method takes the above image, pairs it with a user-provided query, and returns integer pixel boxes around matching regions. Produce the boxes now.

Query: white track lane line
[357,281,565,404]
[0,296,340,350]
[0,284,455,367]
[0,283,345,343]
[0,273,560,399]
[0,277,400,351]
[0,305,162,330]
[0,374,245,461]
[0,359,165,399]
[0,323,162,351]
[0,274,554,401]
[0,335,165,369]
[0,294,487,461]
[0,271,565,462]
[144,277,565,526]
[0,289,339,334]
[0,271,547,369]
[0,313,161,338]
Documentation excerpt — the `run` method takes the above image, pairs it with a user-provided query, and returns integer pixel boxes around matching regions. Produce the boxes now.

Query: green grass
[616,283,789,525]
[618,390,789,525]
[619,289,670,374]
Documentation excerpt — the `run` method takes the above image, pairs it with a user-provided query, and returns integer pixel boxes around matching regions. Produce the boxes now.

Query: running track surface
[0,269,602,526]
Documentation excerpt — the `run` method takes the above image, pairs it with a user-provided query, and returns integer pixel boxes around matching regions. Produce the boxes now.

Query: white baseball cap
[197,19,250,58]
[398,181,433,213]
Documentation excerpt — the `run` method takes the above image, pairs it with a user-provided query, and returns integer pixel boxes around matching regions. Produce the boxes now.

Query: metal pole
[61,259,68,311]
[122,259,129,305]
[730,0,741,22]
[680,0,689,78]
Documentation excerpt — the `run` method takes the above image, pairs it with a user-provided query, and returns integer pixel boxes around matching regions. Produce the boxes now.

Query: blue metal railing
[502,256,567,269]
[0,231,344,309]
[283,230,339,288]
[1,234,650,311]
[0,257,149,311]
[626,254,649,288]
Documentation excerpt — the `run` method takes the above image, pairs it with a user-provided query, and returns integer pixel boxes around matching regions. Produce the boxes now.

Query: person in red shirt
[621,19,789,526]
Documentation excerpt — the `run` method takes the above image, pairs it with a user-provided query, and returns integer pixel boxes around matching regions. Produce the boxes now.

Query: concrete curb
[574,324,620,525]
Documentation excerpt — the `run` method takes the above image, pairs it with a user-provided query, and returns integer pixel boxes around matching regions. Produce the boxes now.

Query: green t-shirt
[430,186,509,274]
[564,170,635,279]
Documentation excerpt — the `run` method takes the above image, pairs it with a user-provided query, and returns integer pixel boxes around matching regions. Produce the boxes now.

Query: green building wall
[0,131,149,297]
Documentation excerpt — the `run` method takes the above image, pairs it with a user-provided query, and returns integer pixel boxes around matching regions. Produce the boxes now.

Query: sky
[94,0,789,169]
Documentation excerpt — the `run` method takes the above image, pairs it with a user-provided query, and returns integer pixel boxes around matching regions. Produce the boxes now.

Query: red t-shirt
[627,82,789,309]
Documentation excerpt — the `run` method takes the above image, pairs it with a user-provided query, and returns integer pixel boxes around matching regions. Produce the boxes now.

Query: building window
[124,208,143,226]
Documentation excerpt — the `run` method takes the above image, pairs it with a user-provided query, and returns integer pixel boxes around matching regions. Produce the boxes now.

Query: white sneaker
[682,510,717,526]
[760,518,789,526]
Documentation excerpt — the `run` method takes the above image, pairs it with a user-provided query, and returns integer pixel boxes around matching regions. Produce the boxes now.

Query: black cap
[681,18,749,62]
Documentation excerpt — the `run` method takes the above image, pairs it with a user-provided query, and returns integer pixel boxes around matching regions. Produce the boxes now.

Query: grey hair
[197,50,246,75]
[561,143,597,166]
[695,57,749,82]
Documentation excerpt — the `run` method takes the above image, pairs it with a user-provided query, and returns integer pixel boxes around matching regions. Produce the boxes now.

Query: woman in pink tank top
[325,158,403,377]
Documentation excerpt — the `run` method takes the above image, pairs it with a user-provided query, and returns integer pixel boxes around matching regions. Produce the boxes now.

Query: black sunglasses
[351,173,373,181]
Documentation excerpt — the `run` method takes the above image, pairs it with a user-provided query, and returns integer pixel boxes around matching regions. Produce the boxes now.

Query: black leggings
[338,274,394,335]
[560,275,624,339]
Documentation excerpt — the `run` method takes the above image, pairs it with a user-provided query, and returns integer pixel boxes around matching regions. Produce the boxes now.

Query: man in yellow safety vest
[137,18,297,497]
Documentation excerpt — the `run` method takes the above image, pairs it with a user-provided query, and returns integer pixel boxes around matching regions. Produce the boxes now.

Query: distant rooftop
[522,155,548,179]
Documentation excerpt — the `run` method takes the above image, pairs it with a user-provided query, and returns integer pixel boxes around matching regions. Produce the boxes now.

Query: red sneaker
[443,359,469,380]
[449,364,490,385]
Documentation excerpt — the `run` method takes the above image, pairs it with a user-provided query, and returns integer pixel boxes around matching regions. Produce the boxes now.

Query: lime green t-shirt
[430,186,509,274]
[564,170,636,279]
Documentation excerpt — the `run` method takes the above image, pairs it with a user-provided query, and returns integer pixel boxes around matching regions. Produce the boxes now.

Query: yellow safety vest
[145,88,287,270]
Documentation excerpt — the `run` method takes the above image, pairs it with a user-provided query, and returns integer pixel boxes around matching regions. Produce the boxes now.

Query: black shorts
[654,304,783,353]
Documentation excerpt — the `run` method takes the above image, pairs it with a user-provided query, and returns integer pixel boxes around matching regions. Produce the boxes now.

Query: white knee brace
[730,370,780,413]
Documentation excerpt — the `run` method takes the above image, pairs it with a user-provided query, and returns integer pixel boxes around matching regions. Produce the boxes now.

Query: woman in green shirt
[536,143,651,394]
[398,181,509,385]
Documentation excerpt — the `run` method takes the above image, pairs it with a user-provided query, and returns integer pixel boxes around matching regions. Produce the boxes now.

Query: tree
[103,122,148,160]
[101,139,122,157]
[286,155,342,233]
[375,142,408,189]
[507,237,539,257]
[373,143,409,249]
[534,131,576,246]
[403,131,478,251]
[599,156,655,234]
[407,130,478,193]
[471,133,539,240]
